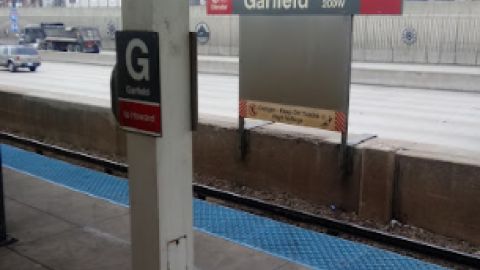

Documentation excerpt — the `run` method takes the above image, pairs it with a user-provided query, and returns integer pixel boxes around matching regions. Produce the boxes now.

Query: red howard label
[119,100,162,135]
[207,0,233,14]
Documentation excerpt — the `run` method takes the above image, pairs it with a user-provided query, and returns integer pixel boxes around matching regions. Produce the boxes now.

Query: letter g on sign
[126,38,150,81]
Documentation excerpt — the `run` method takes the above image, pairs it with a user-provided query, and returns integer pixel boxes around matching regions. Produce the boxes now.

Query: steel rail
[0,132,127,174]
[0,131,478,268]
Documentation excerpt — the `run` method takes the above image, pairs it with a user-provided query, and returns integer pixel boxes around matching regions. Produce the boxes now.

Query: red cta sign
[118,100,161,135]
[360,0,402,14]
[207,0,233,14]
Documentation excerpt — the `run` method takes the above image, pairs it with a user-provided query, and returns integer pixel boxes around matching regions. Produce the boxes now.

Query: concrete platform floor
[0,168,308,270]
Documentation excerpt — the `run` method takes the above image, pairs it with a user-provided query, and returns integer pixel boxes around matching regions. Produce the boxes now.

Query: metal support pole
[0,145,6,243]
[190,32,198,131]
[238,117,247,160]
[341,15,354,175]
[0,145,16,247]
[121,0,193,269]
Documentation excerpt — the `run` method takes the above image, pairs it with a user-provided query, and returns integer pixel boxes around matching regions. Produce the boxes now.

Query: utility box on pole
[114,0,193,269]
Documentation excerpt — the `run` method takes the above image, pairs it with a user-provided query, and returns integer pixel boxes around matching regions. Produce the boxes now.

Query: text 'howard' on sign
[115,31,162,136]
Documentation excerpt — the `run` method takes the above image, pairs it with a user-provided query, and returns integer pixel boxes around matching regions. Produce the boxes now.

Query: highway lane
[1,62,480,153]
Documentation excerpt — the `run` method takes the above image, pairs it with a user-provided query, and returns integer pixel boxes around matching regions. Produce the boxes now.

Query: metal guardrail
[0,132,126,174]
[0,131,479,268]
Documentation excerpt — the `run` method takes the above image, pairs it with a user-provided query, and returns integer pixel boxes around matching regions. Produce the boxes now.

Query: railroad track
[1,131,478,269]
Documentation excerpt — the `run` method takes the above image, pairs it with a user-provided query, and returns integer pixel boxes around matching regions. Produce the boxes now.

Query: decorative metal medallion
[195,22,210,45]
[107,20,117,40]
[402,27,417,46]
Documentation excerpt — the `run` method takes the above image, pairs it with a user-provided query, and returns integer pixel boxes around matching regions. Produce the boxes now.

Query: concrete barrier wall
[40,50,116,66]
[2,2,480,65]
[0,91,126,158]
[1,90,479,245]
[353,14,480,65]
[193,119,362,212]
[350,64,480,92]
[394,149,480,246]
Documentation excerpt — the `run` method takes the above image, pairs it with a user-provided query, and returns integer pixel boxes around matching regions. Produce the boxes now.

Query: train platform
[0,144,445,270]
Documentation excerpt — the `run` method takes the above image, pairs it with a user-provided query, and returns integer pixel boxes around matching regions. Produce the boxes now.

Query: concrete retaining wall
[194,119,362,212]
[1,90,479,245]
[40,50,116,66]
[2,2,480,65]
[394,148,480,245]
[351,63,480,92]
[0,91,126,158]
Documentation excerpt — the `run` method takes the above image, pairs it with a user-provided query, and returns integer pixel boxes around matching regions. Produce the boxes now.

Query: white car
[0,45,41,72]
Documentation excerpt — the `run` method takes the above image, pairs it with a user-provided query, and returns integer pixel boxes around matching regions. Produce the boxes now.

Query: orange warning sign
[240,99,347,132]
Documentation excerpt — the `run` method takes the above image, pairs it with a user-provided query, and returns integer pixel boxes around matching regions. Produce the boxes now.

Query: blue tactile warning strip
[1,144,445,270]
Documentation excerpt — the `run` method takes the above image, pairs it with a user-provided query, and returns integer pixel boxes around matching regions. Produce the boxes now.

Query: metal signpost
[0,146,6,245]
[207,0,402,168]
[0,145,15,247]
[113,0,193,269]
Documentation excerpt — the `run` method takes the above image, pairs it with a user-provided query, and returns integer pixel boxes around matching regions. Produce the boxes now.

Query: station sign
[239,16,351,132]
[207,0,402,15]
[115,31,162,136]
[208,0,402,135]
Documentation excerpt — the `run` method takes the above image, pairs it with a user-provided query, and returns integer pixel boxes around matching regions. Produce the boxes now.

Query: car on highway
[0,45,41,72]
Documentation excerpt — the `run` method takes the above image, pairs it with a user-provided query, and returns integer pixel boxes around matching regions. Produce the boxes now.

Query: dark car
[18,24,47,47]
[0,45,41,72]
[65,26,102,53]
[20,23,102,53]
